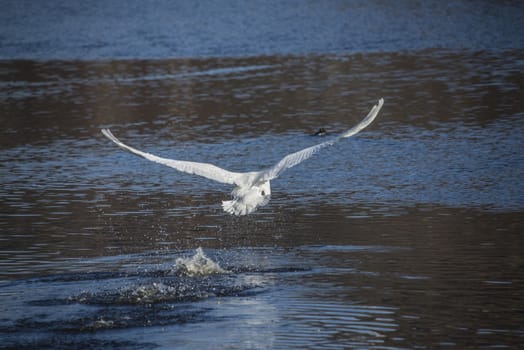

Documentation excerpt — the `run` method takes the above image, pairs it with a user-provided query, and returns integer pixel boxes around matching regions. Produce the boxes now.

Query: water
[2,1,524,349]
[2,0,524,59]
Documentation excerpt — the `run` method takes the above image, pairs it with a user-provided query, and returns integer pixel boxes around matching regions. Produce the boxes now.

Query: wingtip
[372,98,384,114]
[101,128,113,139]
[101,128,120,144]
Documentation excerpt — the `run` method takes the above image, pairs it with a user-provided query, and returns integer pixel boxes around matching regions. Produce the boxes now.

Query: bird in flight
[102,98,383,216]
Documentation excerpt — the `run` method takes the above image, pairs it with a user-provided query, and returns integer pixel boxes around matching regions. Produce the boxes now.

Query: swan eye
[261,190,266,196]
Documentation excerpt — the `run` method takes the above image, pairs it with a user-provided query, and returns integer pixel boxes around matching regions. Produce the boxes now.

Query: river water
[1,1,524,349]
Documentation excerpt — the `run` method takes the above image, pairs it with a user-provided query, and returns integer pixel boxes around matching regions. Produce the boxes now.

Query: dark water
[2,1,524,349]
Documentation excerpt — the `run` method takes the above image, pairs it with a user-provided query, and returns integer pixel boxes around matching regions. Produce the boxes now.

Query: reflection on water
[1,49,524,349]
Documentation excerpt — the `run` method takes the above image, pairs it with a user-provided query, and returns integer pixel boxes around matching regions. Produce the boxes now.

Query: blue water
[1,0,523,59]
[1,1,524,349]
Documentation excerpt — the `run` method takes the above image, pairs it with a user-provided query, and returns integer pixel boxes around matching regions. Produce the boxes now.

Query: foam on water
[174,247,228,277]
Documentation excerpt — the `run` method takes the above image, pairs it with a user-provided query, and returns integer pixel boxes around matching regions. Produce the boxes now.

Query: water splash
[174,247,228,276]
[122,282,181,304]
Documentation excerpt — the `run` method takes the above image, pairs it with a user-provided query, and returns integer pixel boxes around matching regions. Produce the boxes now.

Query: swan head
[222,181,271,216]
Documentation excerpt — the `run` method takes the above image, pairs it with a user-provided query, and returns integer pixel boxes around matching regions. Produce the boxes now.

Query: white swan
[101,98,383,215]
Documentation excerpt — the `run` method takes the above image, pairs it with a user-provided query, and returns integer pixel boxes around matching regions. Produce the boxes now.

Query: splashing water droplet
[174,247,228,276]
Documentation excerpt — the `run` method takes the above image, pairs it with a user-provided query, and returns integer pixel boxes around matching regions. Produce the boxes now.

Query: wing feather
[259,98,383,181]
[101,129,242,185]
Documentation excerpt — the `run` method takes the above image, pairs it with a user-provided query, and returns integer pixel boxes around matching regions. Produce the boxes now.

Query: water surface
[1,1,524,349]
[2,0,524,59]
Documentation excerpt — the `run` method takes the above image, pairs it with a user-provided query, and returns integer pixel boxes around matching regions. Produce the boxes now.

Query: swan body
[101,98,383,215]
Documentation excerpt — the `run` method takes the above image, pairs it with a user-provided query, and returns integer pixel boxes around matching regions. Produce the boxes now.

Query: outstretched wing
[258,98,383,181]
[101,129,243,185]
